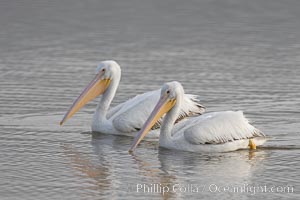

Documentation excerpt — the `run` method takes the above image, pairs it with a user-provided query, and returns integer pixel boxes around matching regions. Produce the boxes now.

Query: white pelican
[60,61,205,137]
[129,81,267,152]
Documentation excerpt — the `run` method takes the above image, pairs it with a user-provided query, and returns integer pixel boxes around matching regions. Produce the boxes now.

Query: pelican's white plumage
[61,61,205,137]
[130,81,267,152]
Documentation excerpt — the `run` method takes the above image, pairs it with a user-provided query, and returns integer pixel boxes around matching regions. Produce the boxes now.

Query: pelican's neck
[159,95,182,145]
[94,75,120,123]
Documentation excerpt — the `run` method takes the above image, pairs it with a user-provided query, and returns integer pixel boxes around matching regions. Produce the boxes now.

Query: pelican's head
[60,60,121,125]
[129,81,184,152]
[96,60,121,79]
[160,81,184,101]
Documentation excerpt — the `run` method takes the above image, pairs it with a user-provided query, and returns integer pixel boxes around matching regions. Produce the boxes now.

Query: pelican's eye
[166,90,170,94]
[102,68,106,72]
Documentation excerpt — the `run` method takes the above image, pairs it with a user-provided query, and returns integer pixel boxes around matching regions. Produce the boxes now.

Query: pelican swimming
[60,61,205,137]
[129,81,267,152]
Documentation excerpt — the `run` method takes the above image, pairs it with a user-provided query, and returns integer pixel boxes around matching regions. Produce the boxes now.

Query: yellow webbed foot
[248,139,256,150]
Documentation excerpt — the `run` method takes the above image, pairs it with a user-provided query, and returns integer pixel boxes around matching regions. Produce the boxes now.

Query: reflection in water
[248,150,256,160]
[129,152,178,200]
[62,143,112,197]
[156,148,269,199]
[62,132,274,199]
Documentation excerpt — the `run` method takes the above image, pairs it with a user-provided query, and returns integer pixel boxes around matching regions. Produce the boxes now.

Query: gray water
[0,0,299,199]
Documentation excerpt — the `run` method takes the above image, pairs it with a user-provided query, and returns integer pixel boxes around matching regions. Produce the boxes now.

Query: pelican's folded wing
[184,111,265,145]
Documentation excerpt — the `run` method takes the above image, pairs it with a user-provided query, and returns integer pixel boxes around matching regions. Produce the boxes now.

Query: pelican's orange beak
[60,71,111,125]
[129,95,176,152]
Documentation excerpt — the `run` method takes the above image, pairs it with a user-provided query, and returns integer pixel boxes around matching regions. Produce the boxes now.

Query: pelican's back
[184,111,265,145]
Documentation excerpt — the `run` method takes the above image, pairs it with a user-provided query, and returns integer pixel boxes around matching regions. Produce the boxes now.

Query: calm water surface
[0,0,299,199]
